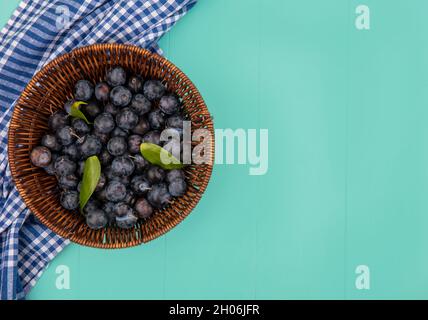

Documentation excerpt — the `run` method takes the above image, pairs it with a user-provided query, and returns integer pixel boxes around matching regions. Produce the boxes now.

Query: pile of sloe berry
[30,66,187,230]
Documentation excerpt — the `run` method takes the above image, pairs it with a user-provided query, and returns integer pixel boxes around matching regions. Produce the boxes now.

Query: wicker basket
[7,44,214,249]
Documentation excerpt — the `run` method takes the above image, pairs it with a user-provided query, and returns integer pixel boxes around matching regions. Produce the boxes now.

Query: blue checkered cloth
[0,0,197,300]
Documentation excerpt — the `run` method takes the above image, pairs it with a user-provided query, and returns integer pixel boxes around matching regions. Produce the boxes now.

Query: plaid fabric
[0,0,197,300]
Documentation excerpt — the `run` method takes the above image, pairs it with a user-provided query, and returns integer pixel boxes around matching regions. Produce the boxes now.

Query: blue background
[2,0,428,299]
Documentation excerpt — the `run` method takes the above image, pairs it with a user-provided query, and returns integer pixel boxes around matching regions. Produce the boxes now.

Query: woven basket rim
[7,43,214,249]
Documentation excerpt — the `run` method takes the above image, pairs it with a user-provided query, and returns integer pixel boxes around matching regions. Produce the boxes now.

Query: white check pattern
[0,0,197,300]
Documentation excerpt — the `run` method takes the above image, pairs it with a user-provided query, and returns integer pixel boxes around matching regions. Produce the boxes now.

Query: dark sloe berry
[95,188,109,202]
[60,191,79,210]
[131,94,151,115]
[78,134,102,158]
[106,66,126,86]
[116,107,138,130]
[166,169,185,184]
[132,154,148,173]
[110,174,131,186]
[107,136,127,156]
[56,126,76,146]
[59,174,79,190]
[41,134,61,152]
[82,100,102,120]
[95,173,106,192]
[44,157,57,176]
[131,175,151,195]
[111,156,135,177]
[115,212,138,229]
[77,160,85,177]
[54,155,76,176]
[48,110,69,131]
[104,165,115,181]
[30,146,52,167]
[64,99,74,114]
[147,109,165,130]
[166,114,185,129]
[147,183,172,208]
[104,102,119,115]
[94,81,110,102]
[71,118,90,135]
[94,112,115,134]
[99,149,113,166]
[110,86,132,107]
[143,80,166,101]
[134,198,153,219]
[128,134,143,154]
[159,94,180,115]
[103,202,116,224]
[105,180,127,202]
[113,202,133,217]
[132,117,150,135]
[111,126,128,138]
[142,130,161,145]
[168,178,187,197]
[74,80,94,101]
[127,75,143,93]
[62,143,80,161]
[123,190,136,206]
[86,209,108,230]
[83,198,100,215]
[145,166,165,184]
[92,130,110,145]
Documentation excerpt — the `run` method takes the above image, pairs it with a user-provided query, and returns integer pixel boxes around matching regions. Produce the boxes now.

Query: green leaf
[69,101,90,124]
[140,143,184,170]
[79,156,101,211]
